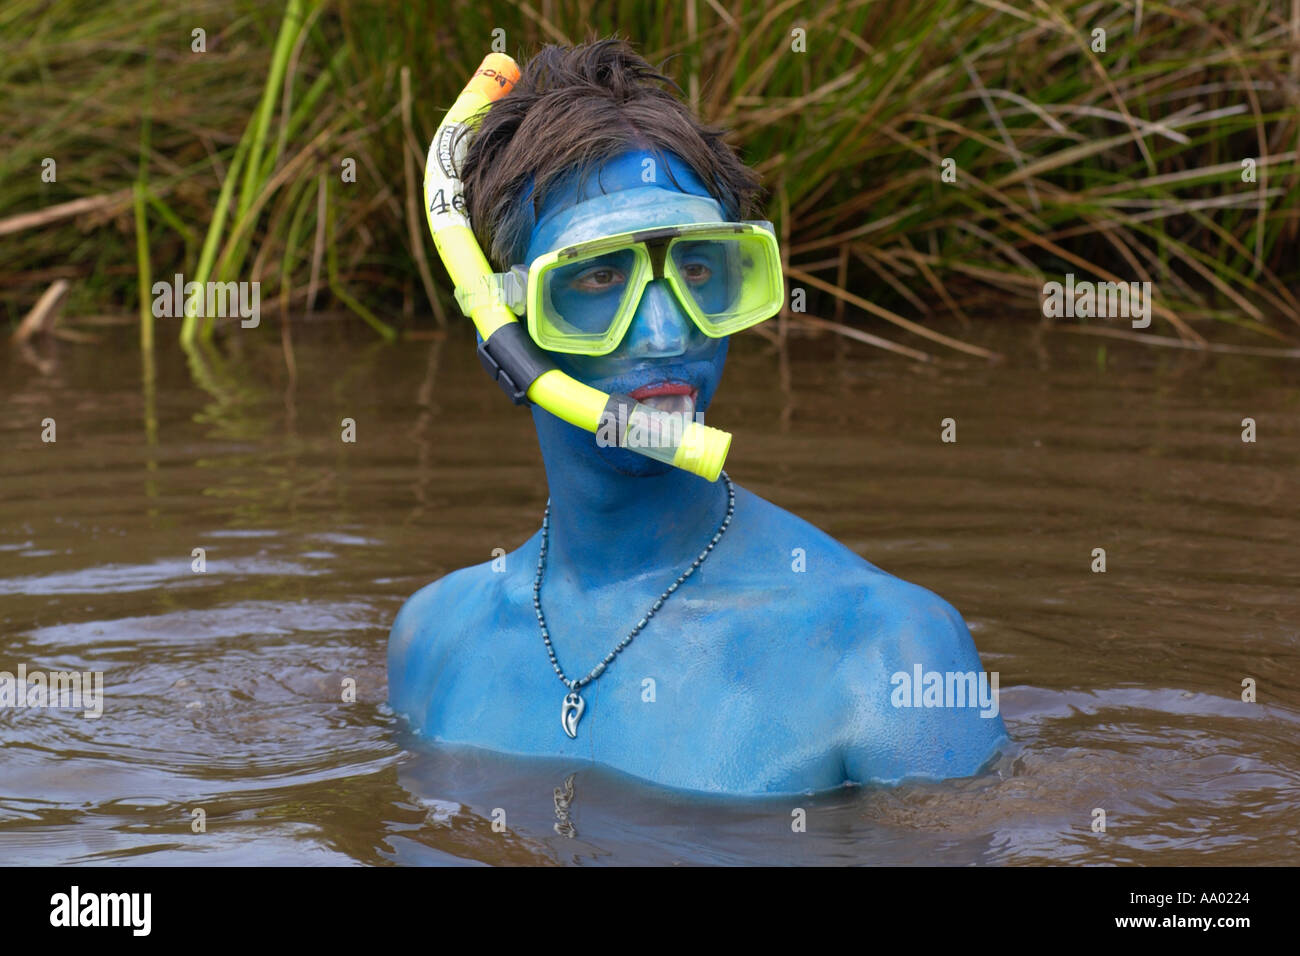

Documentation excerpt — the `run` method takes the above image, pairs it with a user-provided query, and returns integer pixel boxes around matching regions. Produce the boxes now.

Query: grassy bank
[2,0,1298,358]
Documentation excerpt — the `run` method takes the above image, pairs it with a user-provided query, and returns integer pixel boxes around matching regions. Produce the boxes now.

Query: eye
[680,262,712,285]
[570,266,625,292]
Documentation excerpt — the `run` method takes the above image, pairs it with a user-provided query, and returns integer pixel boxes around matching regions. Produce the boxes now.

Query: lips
[628,381,698,417]
[629,382,695,400]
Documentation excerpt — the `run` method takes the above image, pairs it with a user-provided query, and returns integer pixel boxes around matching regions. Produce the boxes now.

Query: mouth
[627,381,698,418]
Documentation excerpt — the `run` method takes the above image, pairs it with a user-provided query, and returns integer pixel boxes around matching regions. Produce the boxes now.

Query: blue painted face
[520,151,732,476]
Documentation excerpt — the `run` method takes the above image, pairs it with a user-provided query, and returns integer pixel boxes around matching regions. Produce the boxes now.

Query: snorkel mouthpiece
[424,53,732,482]
[600,392,733,479]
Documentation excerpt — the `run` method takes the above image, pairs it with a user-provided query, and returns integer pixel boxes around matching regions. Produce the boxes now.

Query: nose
[619,280,693,359]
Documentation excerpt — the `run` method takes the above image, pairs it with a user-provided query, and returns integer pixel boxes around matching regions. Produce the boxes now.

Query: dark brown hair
[460,38,763,269]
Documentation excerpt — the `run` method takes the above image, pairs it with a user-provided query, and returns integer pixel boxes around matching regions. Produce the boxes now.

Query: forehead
[525,150,725,262]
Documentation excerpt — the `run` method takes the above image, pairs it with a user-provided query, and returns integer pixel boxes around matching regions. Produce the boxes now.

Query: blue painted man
[389,40,1008,794]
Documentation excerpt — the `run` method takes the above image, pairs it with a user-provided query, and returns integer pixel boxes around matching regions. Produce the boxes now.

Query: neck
[533,410,726,581]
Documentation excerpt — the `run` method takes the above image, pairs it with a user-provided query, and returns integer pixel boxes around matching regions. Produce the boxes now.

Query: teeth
[639,392,695,417]
[625,392,697,450]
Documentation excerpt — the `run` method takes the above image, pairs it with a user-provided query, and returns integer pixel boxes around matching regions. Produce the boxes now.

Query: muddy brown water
[2,321,1297,865]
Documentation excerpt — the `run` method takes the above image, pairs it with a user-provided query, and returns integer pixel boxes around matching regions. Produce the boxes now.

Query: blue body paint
[388,150,1009,795]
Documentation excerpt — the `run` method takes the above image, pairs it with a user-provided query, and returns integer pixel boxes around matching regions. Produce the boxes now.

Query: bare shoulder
[730,484,963,641]
[387,557,517,683]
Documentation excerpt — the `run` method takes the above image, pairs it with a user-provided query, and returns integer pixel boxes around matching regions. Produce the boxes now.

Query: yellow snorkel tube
[423,53,731,482]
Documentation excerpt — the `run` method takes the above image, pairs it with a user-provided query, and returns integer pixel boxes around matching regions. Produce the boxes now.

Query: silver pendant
[561,692,585,739]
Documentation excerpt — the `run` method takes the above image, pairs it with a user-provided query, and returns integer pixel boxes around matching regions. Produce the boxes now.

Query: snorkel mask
[424,54,782,481]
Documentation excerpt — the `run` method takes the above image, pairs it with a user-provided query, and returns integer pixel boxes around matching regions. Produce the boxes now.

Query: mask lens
[540,248,638,342]
[669,239,733,314]
[669,233,781,334]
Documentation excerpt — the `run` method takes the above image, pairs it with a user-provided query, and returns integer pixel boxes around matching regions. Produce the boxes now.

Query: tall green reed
[1,0,1296,356]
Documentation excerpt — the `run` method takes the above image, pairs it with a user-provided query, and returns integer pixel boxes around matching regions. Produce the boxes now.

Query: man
[389,39,1008,794]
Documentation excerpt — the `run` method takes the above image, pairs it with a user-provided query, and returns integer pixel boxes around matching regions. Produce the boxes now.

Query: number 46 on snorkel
[428,186,465,217]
